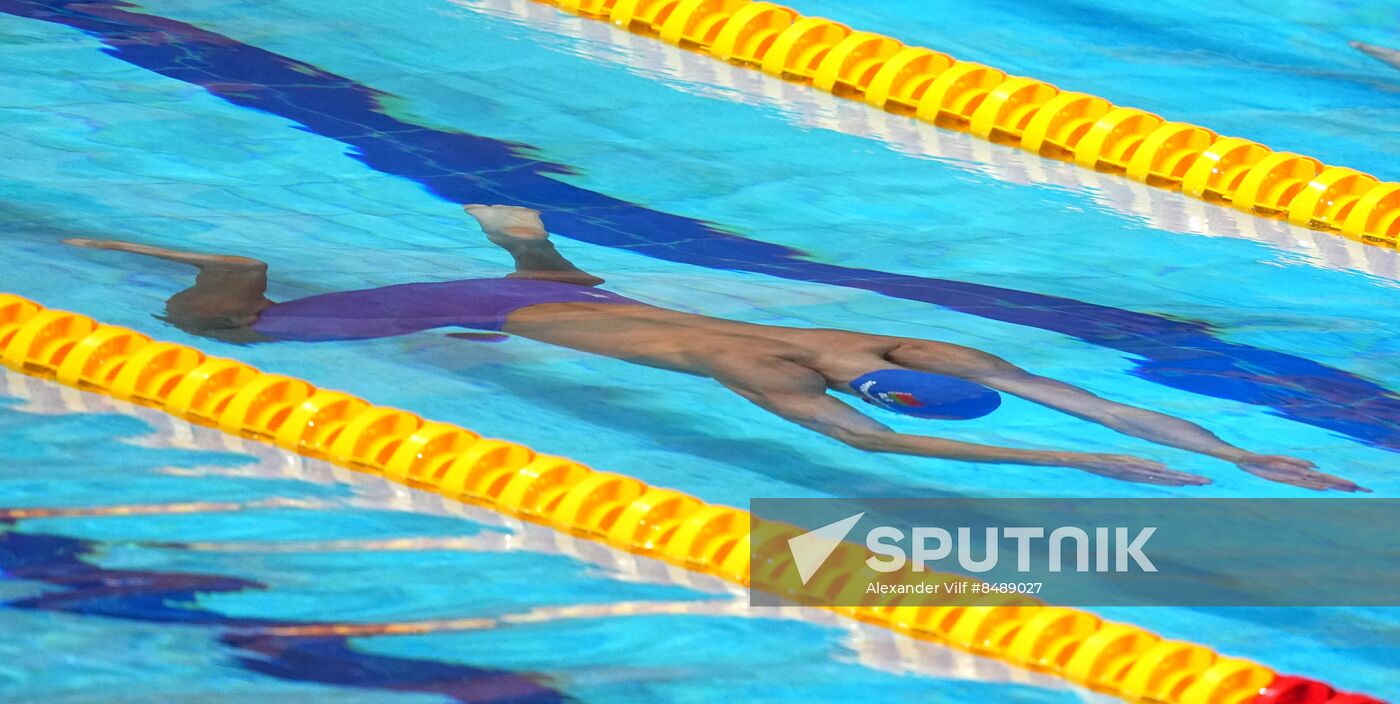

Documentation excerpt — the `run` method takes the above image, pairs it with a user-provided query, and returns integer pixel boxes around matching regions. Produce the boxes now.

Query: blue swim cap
[851,369,1002,420]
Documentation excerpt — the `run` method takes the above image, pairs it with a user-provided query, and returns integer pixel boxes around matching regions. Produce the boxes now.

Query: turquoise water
[1,0,1398,699]
[0,369,1076,702]
[781,0,1400,178]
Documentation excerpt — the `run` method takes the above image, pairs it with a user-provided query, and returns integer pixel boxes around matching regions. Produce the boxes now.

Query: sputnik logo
[787,513,864,585]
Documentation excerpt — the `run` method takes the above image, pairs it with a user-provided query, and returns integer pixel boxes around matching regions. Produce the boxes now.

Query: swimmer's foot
[463,204,549,243]
[63,238,266,270]
[464,204,605,286]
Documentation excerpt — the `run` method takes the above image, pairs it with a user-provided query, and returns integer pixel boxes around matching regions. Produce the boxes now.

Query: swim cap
[850,369,1002,420]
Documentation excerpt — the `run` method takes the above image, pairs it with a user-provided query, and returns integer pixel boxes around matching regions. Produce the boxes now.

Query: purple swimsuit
[251,278,640,342]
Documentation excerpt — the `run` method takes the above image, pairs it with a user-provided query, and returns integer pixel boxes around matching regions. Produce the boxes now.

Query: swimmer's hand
[1061,453,1212,487]
[463,204,548,241]
[1232,454,1369,493]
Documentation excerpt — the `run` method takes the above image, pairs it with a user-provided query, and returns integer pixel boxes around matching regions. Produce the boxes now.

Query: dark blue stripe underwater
[0,524,570,702]
[5,0,1400,452]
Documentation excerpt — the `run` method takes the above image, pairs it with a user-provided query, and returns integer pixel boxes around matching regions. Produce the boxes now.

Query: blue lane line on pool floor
[0,523,570,703]
[5,0,1400,453]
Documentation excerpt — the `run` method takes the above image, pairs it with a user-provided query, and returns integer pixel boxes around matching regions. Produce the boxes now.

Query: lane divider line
[0,293,1381,703]
[535,0,1399,249]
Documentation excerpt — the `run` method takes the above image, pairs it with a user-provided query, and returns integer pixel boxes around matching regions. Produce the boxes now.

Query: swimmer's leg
[64,238,274,341]
[462,204,604,286]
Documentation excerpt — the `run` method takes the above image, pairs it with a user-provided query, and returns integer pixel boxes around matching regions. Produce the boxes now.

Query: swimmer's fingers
[1235,455,1369,493]
[1130,465,1214,487]
[1070,454,1212,487]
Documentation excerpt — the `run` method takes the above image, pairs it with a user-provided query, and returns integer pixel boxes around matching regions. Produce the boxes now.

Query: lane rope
[536,0,1399,249]
[0,293,1382,702]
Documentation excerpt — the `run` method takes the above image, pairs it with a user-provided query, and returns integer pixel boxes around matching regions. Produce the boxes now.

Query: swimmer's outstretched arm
[464,205,604,287]
[62,238,273,342]
[900,344,1366,492]
[710,357,1211,487]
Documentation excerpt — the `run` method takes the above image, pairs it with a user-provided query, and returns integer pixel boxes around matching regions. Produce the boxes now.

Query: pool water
[2,0,1398,699]
[0,369,1081,702]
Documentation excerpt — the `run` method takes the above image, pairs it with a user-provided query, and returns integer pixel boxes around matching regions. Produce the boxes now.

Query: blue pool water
[0,370,1075,702]
[2,0,1398,699]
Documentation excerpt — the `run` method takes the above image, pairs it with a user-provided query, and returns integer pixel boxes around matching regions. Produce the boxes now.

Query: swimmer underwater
[65,205,1364,492]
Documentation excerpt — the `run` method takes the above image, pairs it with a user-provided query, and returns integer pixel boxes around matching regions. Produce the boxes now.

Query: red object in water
[1253,676,1334,704]
[1252,676,1390,704]
[1327,695,1388,704]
